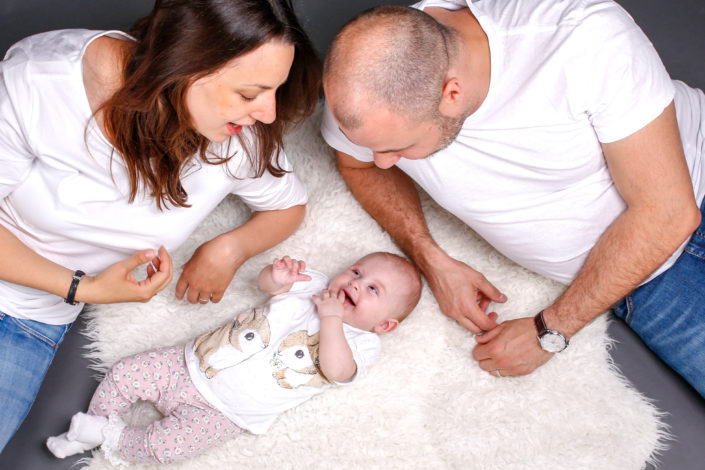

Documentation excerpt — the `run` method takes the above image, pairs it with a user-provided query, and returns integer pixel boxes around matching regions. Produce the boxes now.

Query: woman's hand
[175,234,242,304]
[76,246,173,304]
[176,205,306,304]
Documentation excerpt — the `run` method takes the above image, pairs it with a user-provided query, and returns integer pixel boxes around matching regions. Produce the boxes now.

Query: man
[320,0,705,396]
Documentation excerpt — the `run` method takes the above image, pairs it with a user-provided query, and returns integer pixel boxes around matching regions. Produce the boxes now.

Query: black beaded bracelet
[64,270,86,305]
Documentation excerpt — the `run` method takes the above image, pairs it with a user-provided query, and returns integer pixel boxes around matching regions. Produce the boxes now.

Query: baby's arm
[258,256,312,295]
[313,290,357,382]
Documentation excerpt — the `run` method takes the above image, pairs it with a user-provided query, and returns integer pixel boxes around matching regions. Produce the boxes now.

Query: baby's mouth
[343,289,356,306]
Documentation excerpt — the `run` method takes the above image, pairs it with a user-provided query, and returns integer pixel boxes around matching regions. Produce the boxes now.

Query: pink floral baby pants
[88,345,242,464]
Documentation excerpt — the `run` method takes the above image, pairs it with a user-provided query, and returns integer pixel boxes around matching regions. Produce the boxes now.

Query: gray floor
[1,0,704,469]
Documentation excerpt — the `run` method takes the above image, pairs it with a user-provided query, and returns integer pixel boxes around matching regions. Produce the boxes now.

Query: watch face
[539,332,567,353]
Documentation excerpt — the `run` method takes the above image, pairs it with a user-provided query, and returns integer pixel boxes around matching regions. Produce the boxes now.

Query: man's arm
[473,102,701,375]
[337,151,505,333]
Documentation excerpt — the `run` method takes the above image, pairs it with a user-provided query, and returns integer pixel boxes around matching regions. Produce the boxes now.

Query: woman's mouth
[226,122,243,135]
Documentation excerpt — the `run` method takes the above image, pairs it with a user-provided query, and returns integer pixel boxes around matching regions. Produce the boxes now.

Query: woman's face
[185,39,295,143]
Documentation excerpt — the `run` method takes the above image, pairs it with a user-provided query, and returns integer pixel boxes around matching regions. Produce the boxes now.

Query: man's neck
[426,6,491,116]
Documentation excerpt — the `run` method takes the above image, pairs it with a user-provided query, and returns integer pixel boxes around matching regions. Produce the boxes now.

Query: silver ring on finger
[198,298,210,303]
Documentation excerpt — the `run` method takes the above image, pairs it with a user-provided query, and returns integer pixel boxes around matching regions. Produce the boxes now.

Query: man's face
[331,101,465,169]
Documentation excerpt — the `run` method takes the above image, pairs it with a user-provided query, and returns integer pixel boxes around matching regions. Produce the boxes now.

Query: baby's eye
[352,269,360,276]
[368,285,377,294]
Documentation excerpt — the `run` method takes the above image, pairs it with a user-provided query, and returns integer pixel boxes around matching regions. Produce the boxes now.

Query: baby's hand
[312,289,345,320]
[271,256,311,286]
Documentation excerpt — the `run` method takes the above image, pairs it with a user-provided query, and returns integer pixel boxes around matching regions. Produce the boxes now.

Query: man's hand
[472,317,553,377]
[423,251,506,334]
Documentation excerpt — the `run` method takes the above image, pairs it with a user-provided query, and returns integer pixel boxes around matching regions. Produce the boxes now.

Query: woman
[0,0,320,451]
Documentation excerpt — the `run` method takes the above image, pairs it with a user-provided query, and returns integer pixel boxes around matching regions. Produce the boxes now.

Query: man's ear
[373,318,399,335]
[438,76,462,116]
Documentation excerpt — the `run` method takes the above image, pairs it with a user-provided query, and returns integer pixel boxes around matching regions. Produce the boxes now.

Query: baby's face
[328,254,407,332]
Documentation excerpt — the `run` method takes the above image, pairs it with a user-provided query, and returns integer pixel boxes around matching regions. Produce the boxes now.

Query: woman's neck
[82,36,130,122]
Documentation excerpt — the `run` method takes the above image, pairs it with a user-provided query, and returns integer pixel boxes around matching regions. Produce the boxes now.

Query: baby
[47,252,421,465]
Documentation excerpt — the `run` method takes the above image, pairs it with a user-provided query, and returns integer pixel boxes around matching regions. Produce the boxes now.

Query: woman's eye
[239,93,256,102]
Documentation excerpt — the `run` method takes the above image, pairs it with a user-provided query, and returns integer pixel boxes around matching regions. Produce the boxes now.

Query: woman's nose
[250,94,277,124]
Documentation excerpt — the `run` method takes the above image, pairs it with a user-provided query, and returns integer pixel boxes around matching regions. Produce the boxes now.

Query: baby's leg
[89,345,186,418]
[95,345,241,464]
[107,400,242,464]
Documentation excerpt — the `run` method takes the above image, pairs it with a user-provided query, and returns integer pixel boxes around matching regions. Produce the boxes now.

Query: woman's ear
[373,318,399,335]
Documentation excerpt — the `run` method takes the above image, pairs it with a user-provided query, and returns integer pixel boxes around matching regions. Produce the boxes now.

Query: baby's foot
[66,412,108,447]
[46,433,95,458]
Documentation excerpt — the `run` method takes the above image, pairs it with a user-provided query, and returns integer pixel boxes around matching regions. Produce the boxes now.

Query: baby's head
[328,252,422,334]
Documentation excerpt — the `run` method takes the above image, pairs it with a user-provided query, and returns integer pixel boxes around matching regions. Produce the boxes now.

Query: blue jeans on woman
[613,199,705,399]
[0,313,72,452]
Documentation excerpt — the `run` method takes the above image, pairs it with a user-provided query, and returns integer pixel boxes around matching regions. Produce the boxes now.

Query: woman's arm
[0,224,173,304]
[175,204,306,303]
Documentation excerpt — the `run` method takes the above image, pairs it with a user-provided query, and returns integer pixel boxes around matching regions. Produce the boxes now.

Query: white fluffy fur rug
[80,105,667,469]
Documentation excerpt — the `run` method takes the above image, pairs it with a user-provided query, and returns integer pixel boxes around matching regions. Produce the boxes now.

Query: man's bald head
[323,6,455,129]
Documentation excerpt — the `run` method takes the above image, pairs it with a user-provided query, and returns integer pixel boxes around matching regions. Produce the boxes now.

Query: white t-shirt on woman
[0,29,308,324]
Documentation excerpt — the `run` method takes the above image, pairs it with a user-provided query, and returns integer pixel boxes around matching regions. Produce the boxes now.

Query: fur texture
[80,105,667,469]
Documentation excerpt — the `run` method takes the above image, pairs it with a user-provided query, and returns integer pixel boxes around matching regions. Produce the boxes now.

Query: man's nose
[373,152,401,169]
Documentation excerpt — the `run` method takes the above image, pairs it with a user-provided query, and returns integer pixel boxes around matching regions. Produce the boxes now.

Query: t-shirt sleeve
[0,66,34,200]
[569,1,674,143]
[227,149,308,212]
[335,328,381,385]
[320,101,375,163]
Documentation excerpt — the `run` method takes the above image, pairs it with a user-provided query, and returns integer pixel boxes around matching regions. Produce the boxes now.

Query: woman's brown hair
[100,0,321,209]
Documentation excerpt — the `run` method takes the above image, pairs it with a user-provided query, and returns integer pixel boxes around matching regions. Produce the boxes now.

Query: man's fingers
[454,315,482,334]
[473,325,502,345]
[476,276,507,304]
[468,302,499,331]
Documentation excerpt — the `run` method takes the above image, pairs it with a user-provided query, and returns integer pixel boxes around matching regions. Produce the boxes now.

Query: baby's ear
[373,318,399,335]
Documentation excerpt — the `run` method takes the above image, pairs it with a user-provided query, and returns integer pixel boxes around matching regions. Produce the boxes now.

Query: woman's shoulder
[3,29,121,65]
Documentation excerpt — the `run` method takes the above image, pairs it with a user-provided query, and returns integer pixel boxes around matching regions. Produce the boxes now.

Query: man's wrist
[534,310,569,353]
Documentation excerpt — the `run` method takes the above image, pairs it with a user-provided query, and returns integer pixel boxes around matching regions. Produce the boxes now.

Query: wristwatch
[534,310,568,353]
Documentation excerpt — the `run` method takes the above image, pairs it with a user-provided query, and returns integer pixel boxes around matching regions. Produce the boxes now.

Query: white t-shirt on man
[321,0,705,285]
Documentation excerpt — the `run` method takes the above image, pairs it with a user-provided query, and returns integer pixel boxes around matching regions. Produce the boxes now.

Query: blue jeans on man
[614,198,705,398]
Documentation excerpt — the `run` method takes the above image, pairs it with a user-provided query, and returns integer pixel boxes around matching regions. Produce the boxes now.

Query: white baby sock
[46,432,96,459]
[66,412,109,447]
